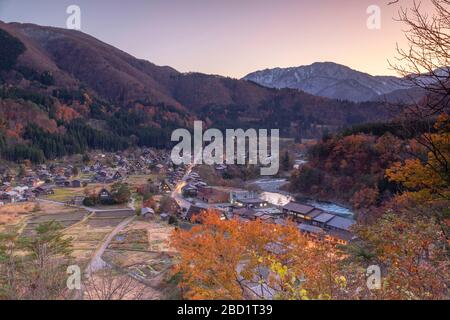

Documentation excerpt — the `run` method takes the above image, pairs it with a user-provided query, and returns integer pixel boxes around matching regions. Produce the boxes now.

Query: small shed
[141,207,155,216]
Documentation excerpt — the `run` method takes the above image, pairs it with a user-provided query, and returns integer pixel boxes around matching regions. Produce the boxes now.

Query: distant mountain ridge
[0,21,405,163]
[243,62,413,102]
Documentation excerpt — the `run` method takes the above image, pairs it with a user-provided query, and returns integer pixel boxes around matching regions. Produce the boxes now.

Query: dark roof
[298,223,325,235]
[327,229,354,242]
[282,202,315,215]
[306,208,323,218]
[234,208,256,219]
[313,213,335,223]
[99,188,111,197]
[185,204,209,222]
[326,216,355,231]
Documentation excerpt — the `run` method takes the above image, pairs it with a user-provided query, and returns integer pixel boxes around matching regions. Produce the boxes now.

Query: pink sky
[0,0,435,78]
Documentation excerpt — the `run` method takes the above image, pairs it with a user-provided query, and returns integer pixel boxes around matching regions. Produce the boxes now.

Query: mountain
[0,21,399,163]
[243,62,412,102]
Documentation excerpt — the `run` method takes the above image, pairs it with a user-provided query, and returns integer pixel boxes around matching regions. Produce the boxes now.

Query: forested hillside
[0,21,399,163]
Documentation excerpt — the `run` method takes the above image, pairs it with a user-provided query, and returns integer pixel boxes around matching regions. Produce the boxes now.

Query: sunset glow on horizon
[0,0,435,78]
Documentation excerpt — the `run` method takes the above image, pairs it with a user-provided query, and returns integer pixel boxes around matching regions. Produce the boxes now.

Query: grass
[109,229,148,251]
[45,188,84,202]
[126,174,160,187]
[78,172,94,180]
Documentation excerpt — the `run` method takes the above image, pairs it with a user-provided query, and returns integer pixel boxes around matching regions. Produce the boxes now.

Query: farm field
[64,211,131,267]
[0,203,34,232]
[101,218,178,298]
[125,174,160,187]
[44,183,110,203]
[44,188,85,202]
[0,201,88,234]
[22,209,89,237]
[1,200,178,299]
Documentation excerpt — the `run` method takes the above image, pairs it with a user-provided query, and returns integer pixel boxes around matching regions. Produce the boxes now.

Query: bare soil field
[109,228,148,251]
[22,210,88,237]
[65,220,118,266]
[37,201,81,214]
[0,201,88,235]
[100,218,178,299]
[86,218,125,228]
[93,210,135,218]
[0,203,32,230]
[85,210,135,228]
[134,220,175,253]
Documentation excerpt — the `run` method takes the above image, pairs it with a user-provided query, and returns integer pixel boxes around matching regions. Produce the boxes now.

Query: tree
[355,211,448,300]
[386,114,449,200]
[39,71,55,86]
[385,0,450,244]
[71,166,79,177]
[83,268,146,300]
[159,196,178,215]
[143,196,158,211]
[281,150,292,172]
[110,182,131,204]
[387,0,449,202]
[0,222,73,300]
[390,0,450,117]
[17,165,26,178]
[171,210,356,300]
[82,153,90,164]
[19,221,73,300]
[0,231,20,299]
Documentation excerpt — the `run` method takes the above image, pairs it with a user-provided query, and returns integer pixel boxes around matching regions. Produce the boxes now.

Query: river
[248,178,354,218]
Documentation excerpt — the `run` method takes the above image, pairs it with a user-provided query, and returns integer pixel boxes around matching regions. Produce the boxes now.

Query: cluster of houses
[177,172,206,197]
[281,202,355,244]
[0,165,55,204]
[0,148,173,205]
[178,173,356,245]
[85,149,170,184]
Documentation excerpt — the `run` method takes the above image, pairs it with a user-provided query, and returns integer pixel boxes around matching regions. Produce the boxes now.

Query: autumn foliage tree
[290,133,404,206]
[351,0,450,300]
[0,222,73,300]
[355,211,448,300]
[171,210,365,300]
[386,114,449,202]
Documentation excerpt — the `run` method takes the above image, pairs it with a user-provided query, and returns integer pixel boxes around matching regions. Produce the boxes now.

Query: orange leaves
[142,196,157,210]
[171,211,244,299]
[296,132,406,206]
[54,104,81,122]
[386,113,450,201]
[350,187,379,210]
[0,99,58,134]
[386,159,431,189]
[356,213,448,299]
[170,209,348,300]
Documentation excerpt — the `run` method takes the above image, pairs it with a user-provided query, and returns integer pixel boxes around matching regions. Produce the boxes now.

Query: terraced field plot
[22,210,87,237]
[0,203,33,231]
[104,250,173,278]
[109,229,148,251]
[93,210,135,218]
[86,210,135,228]
[44,188,85,202]
[65,220,120,267]
[101,219,176,289]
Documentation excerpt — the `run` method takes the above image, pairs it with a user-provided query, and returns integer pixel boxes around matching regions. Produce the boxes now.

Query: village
[0,145,355,242]
[0,145,355,298]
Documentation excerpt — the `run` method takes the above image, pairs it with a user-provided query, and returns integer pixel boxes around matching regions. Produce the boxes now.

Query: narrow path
[85,215,135,277]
